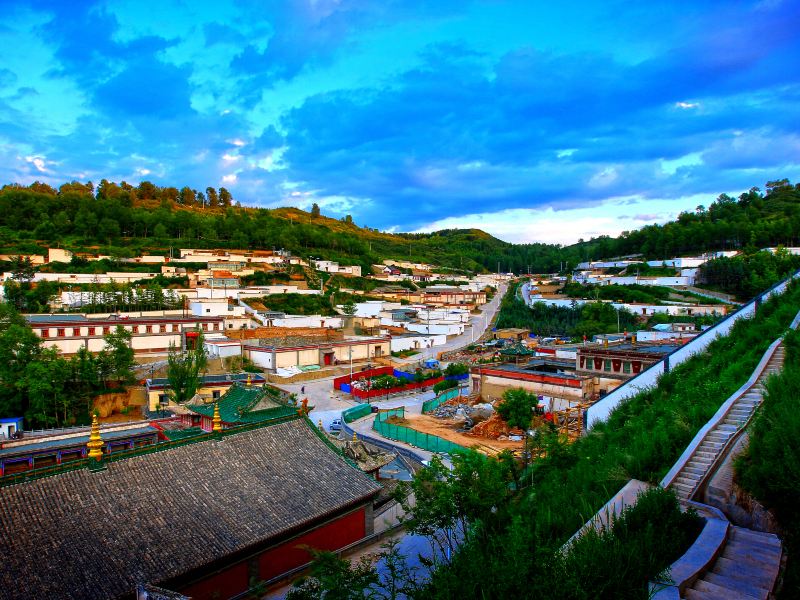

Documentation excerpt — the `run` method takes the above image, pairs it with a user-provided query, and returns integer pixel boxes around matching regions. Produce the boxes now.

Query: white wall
[406,322,464,336]
[585,271,798,428]
[390,334,447,352]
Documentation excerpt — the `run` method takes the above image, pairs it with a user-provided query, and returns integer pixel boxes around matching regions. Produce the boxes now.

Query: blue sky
[1,0,798,243]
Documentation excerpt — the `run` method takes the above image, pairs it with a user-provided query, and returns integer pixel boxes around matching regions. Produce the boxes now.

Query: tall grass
[420,281,800,599]
[735,328,800,598]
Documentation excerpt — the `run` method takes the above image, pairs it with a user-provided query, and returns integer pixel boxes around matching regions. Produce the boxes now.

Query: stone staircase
[669,345,785,502]
[685,526,783,599]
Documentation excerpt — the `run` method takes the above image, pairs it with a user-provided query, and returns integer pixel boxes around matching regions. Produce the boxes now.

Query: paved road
[418,283,508,360]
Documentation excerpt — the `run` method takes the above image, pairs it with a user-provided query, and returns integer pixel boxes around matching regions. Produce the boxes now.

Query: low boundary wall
[585,271,799,429]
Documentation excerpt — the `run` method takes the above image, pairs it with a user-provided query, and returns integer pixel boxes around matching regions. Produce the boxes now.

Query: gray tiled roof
[0,418,381,600]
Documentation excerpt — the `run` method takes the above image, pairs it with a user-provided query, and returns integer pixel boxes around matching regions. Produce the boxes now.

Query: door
[323,353,333,366]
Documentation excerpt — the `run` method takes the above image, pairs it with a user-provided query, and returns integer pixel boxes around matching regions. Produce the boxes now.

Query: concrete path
[418,283,508,359]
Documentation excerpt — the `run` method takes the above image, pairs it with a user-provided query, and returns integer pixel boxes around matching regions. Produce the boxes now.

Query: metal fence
[373,407,466,454]
[342,403,372,423]
[422,388,460,413]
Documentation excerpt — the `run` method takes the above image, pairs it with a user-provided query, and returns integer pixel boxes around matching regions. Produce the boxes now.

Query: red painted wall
[180,506,367,600]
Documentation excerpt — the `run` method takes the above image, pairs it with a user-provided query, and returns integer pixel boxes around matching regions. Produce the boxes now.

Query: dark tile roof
[0,418,381,600]
[0,426,158,458]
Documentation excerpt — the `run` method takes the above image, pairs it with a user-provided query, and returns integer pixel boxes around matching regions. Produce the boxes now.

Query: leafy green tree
[310,202,321,218]
[166,330,207,404]
[287,539,416,600]
[397,451,516,562]
[219,187,232,207]
[178,186,196,205]
[341,300,356,316]
[496,388,537,430]
[9,255,35,282]
[101,325,135,385]
[206,187,219,208]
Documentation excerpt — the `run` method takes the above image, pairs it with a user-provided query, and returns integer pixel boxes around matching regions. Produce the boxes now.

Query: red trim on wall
[180,507,367,600]
[476,368,582,388]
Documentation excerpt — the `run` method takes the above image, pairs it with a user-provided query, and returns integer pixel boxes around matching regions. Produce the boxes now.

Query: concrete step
[730,527,781,544]
[728,409,753,418]
[675,476,700,489]
[700,440,725,450]
[725,536,782,557]
[672,481,694,494]
[693,578,760,600]
[704,572,769,600]
[677,471,703,482]
[717,424,738,432]
[713,557,777,593]
[695,451,718,460]
[722,542,782,573]
[685,465,708,476]
[689,455,714,465]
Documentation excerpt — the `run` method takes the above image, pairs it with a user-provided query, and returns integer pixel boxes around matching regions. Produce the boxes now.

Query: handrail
[671,306,800,497]
[660,338,782,489]
[650,501,730,598]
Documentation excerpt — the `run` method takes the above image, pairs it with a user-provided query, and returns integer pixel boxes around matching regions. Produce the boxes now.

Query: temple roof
[186,383,284,423]
[0,417,381,600]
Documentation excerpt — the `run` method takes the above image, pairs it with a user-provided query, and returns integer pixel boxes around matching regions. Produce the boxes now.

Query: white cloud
[675,101,699,109]
[24,155,48,172]
[588,166,618,188]
[222,173,237,183]
[222,153,240,162]
[136,167,151,176]
[413,193,721,244]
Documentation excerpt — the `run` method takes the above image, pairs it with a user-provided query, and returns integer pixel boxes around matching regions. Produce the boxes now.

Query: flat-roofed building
[26,314,224,356]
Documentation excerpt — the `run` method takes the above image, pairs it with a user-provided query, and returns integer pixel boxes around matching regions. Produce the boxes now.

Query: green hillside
[0,178,798,276]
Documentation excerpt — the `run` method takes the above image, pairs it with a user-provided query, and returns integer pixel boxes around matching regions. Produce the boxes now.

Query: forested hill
[0,178,798,273]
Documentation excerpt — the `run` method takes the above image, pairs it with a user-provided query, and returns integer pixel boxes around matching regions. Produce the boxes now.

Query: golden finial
[87,414,104,460]
[318,419,323,429]
[246,373,252,387]
[212,402,223,433]
[352,431,357,442]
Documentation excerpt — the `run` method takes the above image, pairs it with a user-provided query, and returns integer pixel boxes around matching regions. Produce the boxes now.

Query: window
[88,327,95,336]
[146,325,153,333]
[202,323,208,331]
[160,324,167,333]
[57,328,65,338]
[158,394,168,406]
[72,328,80,337]
[103,326,111,335]
[41,329,49,338]
[623,362,631,374]
[604,359,612,372]
[212,390,221,399]
[206,308,211,313]
[213,323,219,331]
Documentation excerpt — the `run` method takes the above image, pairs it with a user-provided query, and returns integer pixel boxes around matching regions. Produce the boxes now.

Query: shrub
[433,379,458,395]
[497,388,537,430]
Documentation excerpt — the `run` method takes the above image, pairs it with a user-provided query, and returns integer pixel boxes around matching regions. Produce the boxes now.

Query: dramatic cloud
[0,0,798,242]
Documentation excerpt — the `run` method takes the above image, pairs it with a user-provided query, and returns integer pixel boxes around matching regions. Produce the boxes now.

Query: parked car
[329,418,342,433]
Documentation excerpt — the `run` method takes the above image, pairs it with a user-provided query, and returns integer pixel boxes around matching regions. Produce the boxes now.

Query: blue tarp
[445,373,469,381]
[393,369,415,380]
[341,383,352,393]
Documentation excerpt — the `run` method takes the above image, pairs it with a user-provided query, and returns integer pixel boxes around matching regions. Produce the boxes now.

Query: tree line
[0,178,798,276]
[0,305,136,429]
